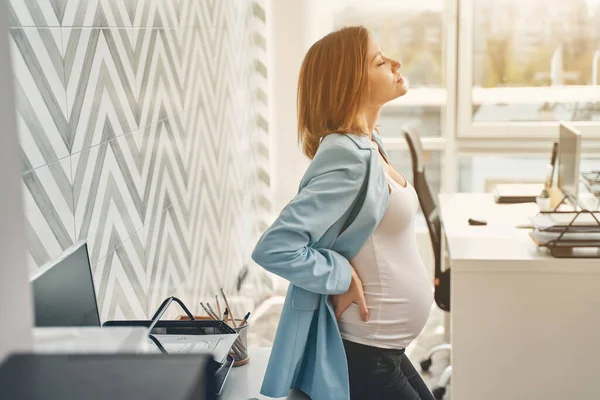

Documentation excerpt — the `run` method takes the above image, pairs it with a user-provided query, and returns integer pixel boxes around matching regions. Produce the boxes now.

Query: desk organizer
[103,296,238,395]
[529,193,600,258]
[177,315,250,367]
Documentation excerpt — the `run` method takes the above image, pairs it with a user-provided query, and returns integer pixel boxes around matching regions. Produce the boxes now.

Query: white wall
[269,0,310,214]
[0,5,33,361]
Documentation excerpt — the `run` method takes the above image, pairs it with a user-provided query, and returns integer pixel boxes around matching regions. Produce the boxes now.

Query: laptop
[30,242,102,327]
[30,242,147,352]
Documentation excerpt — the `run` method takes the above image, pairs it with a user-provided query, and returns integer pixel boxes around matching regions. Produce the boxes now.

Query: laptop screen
[30,243,101,327]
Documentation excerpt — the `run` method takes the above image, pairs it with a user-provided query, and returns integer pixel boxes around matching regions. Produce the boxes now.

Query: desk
[441,193,600,400]
[220,347,308,400]
[33,327,147,354]
[31,330,299,399]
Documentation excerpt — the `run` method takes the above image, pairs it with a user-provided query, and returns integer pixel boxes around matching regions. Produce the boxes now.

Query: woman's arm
[251,143,367,295]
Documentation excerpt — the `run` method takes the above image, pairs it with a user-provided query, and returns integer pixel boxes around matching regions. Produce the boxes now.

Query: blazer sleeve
[251,142,367,295]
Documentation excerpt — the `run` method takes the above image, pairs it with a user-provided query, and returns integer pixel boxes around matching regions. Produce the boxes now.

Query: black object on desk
[468,218,488,226]
[0,353,217,400]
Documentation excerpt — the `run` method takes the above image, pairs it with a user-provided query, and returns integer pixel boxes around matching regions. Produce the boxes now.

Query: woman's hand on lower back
[330,267,369,322]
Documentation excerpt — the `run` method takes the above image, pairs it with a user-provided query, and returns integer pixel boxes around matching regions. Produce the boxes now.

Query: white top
[338,172,433,349]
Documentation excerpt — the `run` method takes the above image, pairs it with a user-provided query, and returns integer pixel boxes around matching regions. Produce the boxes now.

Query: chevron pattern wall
[9,0,271,322]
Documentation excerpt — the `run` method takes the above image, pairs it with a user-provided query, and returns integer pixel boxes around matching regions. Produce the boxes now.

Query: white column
[268,0,310,216]
[0,3,33,361]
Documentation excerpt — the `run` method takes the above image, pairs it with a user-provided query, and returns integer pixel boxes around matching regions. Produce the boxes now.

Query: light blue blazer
[251,132,392,400]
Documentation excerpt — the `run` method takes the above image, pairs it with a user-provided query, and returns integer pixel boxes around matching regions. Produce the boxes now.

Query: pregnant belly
[338,286,433,347]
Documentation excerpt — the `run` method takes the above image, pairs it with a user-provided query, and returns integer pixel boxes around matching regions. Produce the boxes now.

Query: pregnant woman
[252,25,435,400]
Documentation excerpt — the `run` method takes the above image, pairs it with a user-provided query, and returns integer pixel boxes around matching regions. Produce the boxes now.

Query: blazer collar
[344,132,382,150]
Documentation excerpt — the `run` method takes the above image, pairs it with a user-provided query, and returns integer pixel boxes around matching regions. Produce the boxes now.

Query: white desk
[220,347,308,400]
[440,193,600,400]
[32,327,147,354]
[31,330,298,399]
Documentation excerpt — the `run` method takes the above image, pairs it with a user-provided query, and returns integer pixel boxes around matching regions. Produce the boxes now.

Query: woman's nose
[393,60,401,71]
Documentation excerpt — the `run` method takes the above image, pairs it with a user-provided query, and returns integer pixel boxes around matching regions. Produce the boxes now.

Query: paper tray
[103,319,238,364]
[103,296,237,396]
[104,319,235,334]
[530,212,600,232]
[529,230,600,247]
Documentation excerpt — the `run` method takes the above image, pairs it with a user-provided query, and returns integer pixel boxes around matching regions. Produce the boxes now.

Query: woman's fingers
[355,286,369,322]
[349,266,368,321]
[335,296,352,320]
[331,268,369,321]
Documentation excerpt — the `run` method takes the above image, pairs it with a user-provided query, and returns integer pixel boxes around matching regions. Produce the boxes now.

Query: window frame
[457,0,600,139]
[379,0,459,193]
[308,0,600,196]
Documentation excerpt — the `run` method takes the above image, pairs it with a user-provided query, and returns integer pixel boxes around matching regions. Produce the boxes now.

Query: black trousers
[343,339,436,400]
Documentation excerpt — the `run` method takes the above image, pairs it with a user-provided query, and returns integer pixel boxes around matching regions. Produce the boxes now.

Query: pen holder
[230,319,249,367]
[176,315,249,366]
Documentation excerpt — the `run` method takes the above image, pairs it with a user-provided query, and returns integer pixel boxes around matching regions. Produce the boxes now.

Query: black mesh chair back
[403,127,450,312]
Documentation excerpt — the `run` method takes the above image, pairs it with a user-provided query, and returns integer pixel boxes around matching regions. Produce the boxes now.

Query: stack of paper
[529,212,600,247]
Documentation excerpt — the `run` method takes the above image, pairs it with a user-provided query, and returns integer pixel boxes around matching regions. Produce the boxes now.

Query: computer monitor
[30,242,101,327]
[557,122,582,200]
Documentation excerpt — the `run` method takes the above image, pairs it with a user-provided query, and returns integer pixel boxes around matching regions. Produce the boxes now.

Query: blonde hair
[297,26,371,159]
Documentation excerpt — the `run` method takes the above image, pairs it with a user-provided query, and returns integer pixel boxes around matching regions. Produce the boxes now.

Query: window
[460,0,600,137]
[331,0,447,139]
[378,106,442,139]
[316,0,455,194]
[459,155,600,192]
[309,0,600,196]
[459,155,549,192]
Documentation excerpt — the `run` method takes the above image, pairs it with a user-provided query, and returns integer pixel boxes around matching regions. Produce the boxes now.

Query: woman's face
[366,36,407,107]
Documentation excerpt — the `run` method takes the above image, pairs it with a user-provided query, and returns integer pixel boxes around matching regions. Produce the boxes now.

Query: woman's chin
[394,85,408,99]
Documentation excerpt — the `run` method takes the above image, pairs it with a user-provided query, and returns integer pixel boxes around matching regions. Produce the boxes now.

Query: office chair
[404,127,451,400]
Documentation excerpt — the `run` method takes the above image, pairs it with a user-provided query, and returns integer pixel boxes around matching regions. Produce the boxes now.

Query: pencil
[223,308,229,323]
[240,312,251,327]
[199,302,213,319]
[220,288,237,328]
[206,303,219,321]
[215,295,222,317]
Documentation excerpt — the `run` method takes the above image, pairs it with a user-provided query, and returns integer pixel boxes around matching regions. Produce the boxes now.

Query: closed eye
[378,61,385,66]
